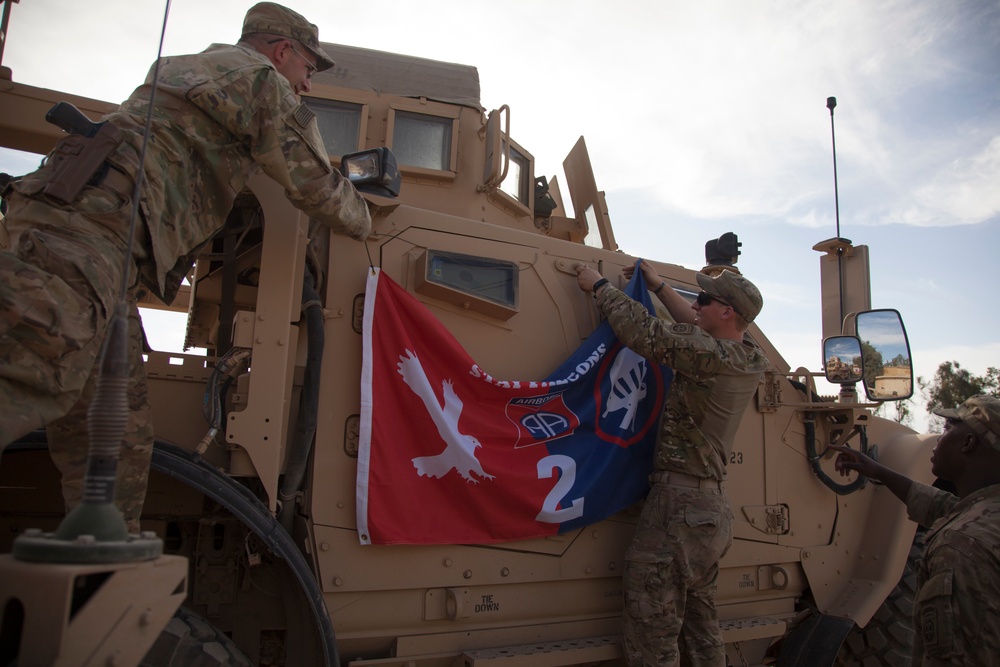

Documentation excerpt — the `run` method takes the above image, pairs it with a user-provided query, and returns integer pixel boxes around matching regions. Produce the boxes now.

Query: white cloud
[911,135,1000,225]
[11,0,991,233]
[536,0,1000,233]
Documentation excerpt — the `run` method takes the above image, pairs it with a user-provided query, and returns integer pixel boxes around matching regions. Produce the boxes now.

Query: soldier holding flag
[577,260,767,667]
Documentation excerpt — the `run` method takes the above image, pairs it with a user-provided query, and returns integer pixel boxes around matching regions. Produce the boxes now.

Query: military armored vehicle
[0,35,932,667]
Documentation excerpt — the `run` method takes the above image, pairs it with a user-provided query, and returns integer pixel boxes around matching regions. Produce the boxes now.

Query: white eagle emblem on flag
[397,349,495,484]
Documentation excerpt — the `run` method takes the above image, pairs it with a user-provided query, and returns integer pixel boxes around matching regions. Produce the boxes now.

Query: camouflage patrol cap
[934,394,1000,451]
[242,2,335,71]
[696,269,763,323]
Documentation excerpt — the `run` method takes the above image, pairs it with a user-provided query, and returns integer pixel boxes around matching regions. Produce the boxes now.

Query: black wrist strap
[592,278,609,294]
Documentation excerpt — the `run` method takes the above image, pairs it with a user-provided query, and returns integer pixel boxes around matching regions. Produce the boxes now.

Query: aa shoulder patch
[920,605,938,646]
[670,323,696,335]
[291,103,316,129]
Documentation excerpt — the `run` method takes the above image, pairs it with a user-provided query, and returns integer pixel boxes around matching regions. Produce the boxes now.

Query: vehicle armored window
[499,141,531,208]
[389,109,457,173]
[304,98,365,156]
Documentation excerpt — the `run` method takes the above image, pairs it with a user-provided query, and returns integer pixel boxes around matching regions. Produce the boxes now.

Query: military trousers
[46,298,152,533]
[622,481,733,667]
[0,192,150,530]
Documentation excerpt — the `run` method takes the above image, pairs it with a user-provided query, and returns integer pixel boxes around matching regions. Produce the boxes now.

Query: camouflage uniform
[906,481,1000,665]
[46,297,151,534]
[0,201,126,442]
[0,8,371,528]
[0,205,8,248]
[1,212,150,532]
[595,285,767,667]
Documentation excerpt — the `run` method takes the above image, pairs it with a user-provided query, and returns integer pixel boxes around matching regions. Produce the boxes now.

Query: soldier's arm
[905,480,960,528]
[829,443,913,504]
[623,260,695,325]
[245,72,371,240]
[593,284,720,377]
[653,281,696,325]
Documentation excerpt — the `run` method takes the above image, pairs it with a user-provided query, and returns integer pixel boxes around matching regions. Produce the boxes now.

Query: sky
[1,0,998,432]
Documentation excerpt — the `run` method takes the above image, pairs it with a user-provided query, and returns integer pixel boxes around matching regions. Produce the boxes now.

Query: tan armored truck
[0,40,933,667]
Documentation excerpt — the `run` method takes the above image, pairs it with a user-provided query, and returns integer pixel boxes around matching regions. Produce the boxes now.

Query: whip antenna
[122,0,172,301]
[827,96,841,238]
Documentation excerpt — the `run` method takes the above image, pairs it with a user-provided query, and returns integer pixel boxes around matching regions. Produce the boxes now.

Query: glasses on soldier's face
[696,291,731,308]
[697,291,746,319]
[696,291,744,320]
[268,38,318,79]
[287,44,318,78]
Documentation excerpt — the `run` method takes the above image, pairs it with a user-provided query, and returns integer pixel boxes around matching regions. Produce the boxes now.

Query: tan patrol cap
[934,394,1000,451]
[696,269,763,323]
[242,2,335,71]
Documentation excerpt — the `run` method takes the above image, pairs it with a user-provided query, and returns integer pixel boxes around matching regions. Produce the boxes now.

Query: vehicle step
[720,614,788,643]
[461,635,621,666]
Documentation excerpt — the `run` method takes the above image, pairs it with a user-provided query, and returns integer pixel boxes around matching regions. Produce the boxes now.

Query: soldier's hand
[828,444,879,479]
[623,259,660,292]
[575,265,603,292]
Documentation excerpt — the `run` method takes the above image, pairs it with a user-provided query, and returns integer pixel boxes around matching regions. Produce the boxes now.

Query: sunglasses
[696,291,741,317]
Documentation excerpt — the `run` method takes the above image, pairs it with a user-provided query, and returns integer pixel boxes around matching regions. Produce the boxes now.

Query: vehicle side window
[499,143,530,207]
[392,111,454,171]
[304,98,364,157]
[415,250,519,320]
[427,251,516,308]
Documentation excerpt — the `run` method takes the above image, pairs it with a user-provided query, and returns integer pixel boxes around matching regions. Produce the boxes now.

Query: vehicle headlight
[340,147,401,198]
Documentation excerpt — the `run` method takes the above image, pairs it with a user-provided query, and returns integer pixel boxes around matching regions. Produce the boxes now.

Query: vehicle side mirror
[823,336,864,385]
[855,309,913,401]
[341,147,401,198]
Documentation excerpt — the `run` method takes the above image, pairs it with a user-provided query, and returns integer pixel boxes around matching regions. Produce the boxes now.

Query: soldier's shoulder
[161,44,274,85]
[956,496,1000,536]
[666,323,698,336]
[202,43,270,66]
[656,322,719,354]
[715,337,767,369]
[288,103,317,130]
[935,499,1000,561]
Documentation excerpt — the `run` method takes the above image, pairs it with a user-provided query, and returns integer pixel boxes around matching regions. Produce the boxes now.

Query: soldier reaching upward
[831,395,1000,666]
[0,3,371,531]
[577,259,768,667]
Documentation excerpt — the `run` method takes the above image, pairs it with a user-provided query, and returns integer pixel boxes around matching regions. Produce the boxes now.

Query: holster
[41,122,125,204]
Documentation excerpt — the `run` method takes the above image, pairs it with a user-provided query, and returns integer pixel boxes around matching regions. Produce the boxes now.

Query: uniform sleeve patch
[670,323,696,334]
[291,103,316,129]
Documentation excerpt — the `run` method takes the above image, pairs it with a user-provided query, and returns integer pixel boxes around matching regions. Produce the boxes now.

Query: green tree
[872,398,913,426]
[889,399,911,425]
[859,339,884,390]
[918,361,1000,417]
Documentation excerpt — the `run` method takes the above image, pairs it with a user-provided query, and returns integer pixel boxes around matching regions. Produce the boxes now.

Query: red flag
[357,268,667,545]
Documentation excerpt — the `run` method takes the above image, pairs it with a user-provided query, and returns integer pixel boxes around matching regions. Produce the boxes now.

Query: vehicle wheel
[141,606,253,667]
[834,532,922,667]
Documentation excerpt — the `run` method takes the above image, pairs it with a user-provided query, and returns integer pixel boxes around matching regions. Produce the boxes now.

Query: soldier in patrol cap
[576,259,768,667]
[0,3,371,532]
[243,2,336,74]
[832,394,1000,665]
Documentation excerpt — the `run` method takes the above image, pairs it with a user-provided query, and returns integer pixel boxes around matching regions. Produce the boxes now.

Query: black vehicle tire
[141,606,253,667]
[834,531,922,667]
